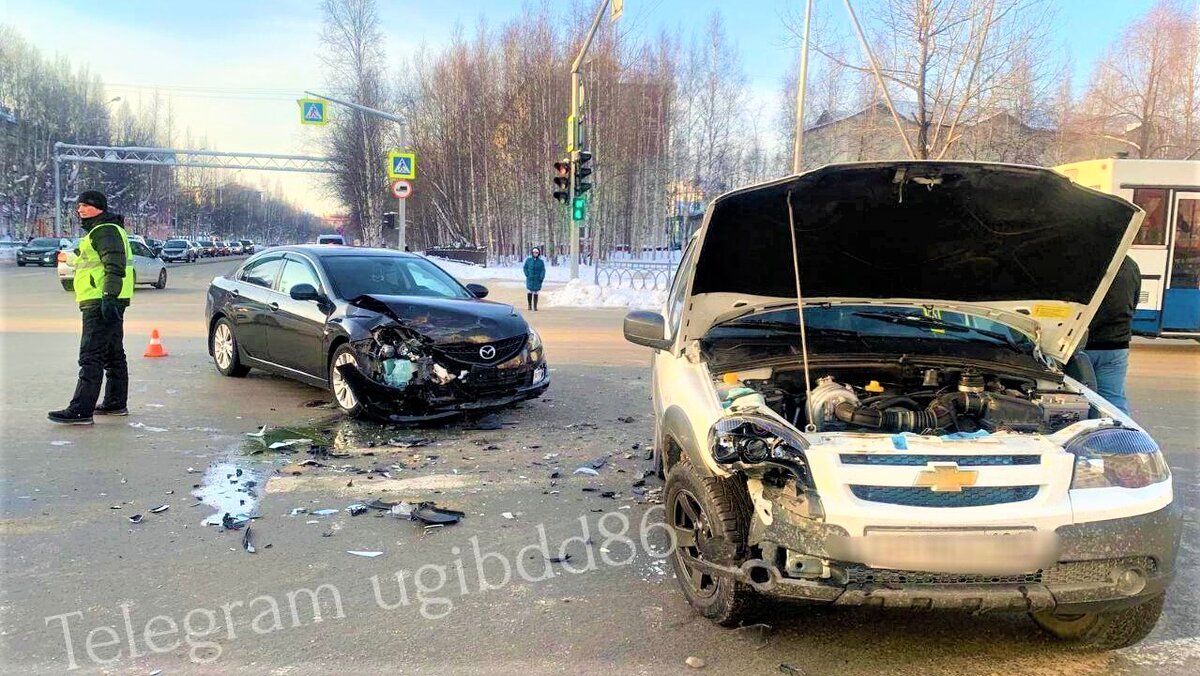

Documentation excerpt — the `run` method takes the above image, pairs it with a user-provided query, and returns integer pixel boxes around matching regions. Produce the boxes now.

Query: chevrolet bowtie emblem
[914,463,979,492]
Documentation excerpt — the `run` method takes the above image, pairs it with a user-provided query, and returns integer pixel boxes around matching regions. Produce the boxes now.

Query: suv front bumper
[714,501,1182,614]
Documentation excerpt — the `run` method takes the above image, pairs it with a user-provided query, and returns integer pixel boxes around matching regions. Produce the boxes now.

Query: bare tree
[320,0,391,246]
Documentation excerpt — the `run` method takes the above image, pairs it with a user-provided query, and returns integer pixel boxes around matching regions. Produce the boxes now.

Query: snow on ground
[428,255,668,310]
[543,278,666,311]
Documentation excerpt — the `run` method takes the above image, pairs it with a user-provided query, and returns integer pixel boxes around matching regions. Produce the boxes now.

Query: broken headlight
[709,414,810,466]
[1066,427,1170,489]
[526,328,543,364]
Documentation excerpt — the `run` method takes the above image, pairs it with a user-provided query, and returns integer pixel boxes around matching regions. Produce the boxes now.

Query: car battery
[1036,393,1092,430]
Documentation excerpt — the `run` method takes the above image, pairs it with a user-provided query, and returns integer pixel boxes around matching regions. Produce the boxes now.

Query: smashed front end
[337,297,549,423]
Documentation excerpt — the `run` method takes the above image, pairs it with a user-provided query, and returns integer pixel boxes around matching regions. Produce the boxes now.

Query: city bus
[1056,158,1200,339]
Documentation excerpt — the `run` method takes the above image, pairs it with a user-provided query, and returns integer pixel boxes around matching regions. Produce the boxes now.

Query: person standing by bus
[1080,256,1141,414]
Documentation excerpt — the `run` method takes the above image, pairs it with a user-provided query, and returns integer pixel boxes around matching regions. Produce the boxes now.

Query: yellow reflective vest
[74,222,134,305]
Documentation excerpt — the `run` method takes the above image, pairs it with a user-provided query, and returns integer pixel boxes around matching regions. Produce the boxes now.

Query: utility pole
[305,90,410,248]
[792,0,814,174]
[568,0,611,280]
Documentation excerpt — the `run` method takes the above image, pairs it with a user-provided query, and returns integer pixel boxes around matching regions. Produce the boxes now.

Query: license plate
[830,528,1060,575]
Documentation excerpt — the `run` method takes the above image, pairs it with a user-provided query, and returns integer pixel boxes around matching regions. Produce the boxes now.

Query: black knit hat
[77,190,108,211]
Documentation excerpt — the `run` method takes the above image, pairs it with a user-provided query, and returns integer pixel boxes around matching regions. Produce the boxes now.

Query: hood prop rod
[786,191,817,433]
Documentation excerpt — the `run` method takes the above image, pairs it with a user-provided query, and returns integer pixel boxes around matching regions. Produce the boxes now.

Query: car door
[653,241,698,434]
[231,255,284,358]
[269,254,331,378]
[129,241,156,283]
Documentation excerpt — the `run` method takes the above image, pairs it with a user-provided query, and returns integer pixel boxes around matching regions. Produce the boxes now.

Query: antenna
[786,190,817,433]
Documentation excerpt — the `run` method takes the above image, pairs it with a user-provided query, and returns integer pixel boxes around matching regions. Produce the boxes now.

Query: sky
[1,0,1161,214]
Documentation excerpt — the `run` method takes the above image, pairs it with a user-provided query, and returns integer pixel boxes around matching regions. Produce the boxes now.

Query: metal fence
[594,260,677,290]
[425,247,488,266]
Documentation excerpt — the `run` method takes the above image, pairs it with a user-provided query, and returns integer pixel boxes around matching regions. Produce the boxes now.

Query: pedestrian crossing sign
[298,98,328,126]
[386,150,417,179]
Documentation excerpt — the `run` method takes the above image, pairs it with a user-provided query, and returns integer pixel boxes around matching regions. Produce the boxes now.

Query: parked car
[206,247,548,421]
[219,241,233,256]
[623,161,1179,650]
[317,234,346,245]
[59,238,167,291]
[146,238,164,257]
[17,237,72,267]
[196,240,217,257]
[240,239,256,255]
[230,241,244,255]
[160,239,198,263]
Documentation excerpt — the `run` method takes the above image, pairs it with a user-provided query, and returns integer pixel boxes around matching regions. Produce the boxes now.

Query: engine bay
[722,363,1094,436]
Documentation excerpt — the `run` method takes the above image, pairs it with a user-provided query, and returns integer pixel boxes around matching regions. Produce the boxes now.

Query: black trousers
[68,303,128,414]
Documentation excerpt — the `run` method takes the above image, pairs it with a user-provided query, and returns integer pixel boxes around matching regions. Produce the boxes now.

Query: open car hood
[681,162,1143,363]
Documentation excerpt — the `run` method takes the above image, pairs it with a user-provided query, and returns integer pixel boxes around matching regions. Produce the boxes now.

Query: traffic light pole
[568,0,609,280]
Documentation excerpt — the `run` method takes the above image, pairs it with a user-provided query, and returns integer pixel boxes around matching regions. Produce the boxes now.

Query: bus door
[1163,191,1200,333]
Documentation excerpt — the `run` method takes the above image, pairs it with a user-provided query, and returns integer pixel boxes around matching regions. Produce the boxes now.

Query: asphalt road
[0,259,1196,675]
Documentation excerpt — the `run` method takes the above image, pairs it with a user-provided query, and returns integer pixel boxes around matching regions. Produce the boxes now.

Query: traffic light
[573,150,593,196]
[552,159,572,204]
[572,195,587,222]
[382,212,396,230]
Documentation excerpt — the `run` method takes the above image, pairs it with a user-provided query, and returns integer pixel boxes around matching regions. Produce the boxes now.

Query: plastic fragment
[312,509,339,516]
[128,514,144,524]
[347,550,383,558]
[573,467,600,476]
[149,504,169,514]
[245,425,269,438]
[347,504,368,516]
[242,526,256,554]
[501,512,515,520]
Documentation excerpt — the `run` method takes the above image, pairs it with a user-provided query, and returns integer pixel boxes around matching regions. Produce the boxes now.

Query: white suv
[624,161,1179,650]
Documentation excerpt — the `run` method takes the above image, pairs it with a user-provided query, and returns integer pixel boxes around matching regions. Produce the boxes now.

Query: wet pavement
[0,262,1197,674]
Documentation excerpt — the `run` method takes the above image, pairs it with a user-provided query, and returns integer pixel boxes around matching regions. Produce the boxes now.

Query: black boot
[527,293,533,310]
[48,409,94,425]
[532,293,539,311]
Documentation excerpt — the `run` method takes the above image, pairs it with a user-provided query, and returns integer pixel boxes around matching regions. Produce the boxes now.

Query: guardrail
[594,260,676,290]
[425,247,487,267]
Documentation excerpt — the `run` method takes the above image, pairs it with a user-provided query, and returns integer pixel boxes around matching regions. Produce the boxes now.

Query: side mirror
[624,311,671,350]
[290,283,321,302]
[466,283,489,299]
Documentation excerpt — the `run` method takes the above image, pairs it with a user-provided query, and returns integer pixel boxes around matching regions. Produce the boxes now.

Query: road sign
[386,150,417,179]
[391,179,413,199]
[611,0,624,22]
[298,98,328,126]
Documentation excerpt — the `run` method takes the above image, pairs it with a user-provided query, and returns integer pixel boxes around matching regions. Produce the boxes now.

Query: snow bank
[428,256,589,284]
[544,278,666,311]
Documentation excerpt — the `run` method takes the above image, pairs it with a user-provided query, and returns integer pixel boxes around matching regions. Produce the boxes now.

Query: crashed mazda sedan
[206,246,548,422]
[625,162,1180,650]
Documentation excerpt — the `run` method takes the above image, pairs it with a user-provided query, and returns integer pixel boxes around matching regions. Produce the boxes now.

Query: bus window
[1173,197,1199,288]
[1132,188,1169,245]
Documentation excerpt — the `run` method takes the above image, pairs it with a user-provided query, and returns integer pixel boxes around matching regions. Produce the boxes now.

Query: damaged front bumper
[707,484,1182,613]
[338,360,549,424]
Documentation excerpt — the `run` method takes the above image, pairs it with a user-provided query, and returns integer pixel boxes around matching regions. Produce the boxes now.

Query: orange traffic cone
[144,329,169,358]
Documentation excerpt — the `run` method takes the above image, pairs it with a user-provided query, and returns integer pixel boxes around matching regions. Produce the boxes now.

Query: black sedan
[205,246,549,422]
[17,237,71,267]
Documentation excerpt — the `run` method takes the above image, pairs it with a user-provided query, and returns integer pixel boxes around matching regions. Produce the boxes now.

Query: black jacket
[1086,256,1140,350]
[80,212,129,302]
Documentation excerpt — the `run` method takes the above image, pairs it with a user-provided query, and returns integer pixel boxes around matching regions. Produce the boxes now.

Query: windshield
[323,256,472,300]
[29,238,59,247]
[165,240,188,247]
[711,304,1037,353]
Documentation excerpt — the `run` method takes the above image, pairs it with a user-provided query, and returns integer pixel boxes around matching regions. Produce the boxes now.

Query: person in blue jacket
[523,247,546,311]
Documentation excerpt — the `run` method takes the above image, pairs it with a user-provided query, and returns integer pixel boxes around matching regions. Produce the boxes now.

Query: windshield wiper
[851,311,1025,352]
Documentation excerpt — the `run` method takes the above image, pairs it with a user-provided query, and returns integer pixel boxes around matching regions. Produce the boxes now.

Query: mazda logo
[479,345,497,360]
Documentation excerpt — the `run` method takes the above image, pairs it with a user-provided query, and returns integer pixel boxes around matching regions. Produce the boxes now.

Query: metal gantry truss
[52,142,337,235]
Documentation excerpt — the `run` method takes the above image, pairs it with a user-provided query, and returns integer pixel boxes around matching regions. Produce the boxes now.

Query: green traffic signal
[572,195,587,221]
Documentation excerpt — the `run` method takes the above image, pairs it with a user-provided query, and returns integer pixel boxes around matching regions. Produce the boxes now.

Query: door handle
[269,302,280,312]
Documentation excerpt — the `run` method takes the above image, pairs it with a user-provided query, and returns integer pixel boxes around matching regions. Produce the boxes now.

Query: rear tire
[152,268,167,289]
[665,461,757,626]
[210,317,250,377]
[16,261,25,267]
[60,279,73,292]
[1031,593,1165,650]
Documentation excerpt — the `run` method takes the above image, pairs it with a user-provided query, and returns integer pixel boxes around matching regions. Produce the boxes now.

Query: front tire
[16,261,25,267]
[1031,593,1165,650]
[211,318,250,377]
[329,344,366,418]
[152,268,167,289]
[665,461,756,626]
[60,279,73,292]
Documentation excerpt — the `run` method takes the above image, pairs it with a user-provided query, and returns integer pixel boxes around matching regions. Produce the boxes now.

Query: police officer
[48,191,134,425]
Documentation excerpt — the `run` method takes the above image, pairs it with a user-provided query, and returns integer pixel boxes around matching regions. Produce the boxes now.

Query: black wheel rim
[671,488,718,598]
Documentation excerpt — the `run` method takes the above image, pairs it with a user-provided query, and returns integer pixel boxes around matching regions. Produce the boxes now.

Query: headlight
[526,328,543,364]
[709,414,809,467]
[1066,427,1171,489]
